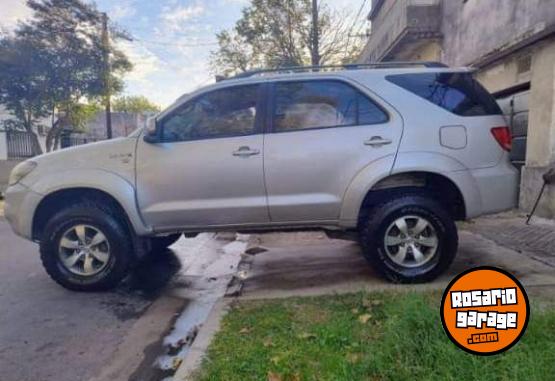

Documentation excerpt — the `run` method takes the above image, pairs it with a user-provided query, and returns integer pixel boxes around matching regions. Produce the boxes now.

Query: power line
[353,0,369,25]
[131,36,218,48]
[348,0,369,38]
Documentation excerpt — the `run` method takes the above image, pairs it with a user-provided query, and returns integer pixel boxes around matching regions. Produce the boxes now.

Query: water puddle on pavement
[149,233,249,379]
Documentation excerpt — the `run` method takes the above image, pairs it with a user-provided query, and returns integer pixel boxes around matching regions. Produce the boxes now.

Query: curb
[172,234,259,380]
[173,298,231,380]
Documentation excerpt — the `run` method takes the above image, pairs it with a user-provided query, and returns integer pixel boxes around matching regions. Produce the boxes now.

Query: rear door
[263,78,402,222]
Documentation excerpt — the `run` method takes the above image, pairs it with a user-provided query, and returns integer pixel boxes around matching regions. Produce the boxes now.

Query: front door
[264,79,402,222]
[136,84,269,230]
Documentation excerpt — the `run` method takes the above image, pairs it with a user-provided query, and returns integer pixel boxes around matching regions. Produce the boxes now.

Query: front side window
[161,85,259,142]
[272,80,388,132]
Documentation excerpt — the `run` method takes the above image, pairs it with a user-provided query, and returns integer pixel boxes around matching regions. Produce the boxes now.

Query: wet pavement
[239,226,555,300]
[3,213,555,381]
[0,219,244,381]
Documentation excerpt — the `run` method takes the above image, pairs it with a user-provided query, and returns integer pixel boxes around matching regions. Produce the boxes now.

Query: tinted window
[386,72,502,116]
[161,85,259,142]
[273,81,387,132]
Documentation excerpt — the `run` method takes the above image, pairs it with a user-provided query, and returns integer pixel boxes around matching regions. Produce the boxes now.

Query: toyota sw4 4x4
[5,62,518,291]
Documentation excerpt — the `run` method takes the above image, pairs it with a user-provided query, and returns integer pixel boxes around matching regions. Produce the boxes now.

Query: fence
[61,136,101,148]
[6,130,36,159]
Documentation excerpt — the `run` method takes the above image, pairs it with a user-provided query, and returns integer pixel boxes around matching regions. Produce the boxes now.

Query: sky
[1,0,369,108]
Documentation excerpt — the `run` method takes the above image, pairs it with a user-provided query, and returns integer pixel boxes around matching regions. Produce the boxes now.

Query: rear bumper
[469,159,519,217]
[4,183,43,240]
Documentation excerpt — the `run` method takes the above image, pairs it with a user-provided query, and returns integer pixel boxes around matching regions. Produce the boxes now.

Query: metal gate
[497,90,529,171]
[6,130,37,159]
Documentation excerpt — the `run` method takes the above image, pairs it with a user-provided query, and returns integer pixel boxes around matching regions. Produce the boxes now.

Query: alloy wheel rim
[384,215,438,268]
[58,224,111,276]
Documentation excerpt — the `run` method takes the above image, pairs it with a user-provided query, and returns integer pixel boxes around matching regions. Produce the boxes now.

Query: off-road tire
[359,194,458,283]
[39,201,134,291]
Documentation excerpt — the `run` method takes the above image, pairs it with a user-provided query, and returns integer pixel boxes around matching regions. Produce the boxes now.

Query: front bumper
[4,183,44,240]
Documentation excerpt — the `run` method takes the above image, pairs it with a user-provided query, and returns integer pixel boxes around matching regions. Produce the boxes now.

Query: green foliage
[0,0,132,152]
[112,95,161,114]
[197,291,555,381]
[0,36,52,133]
[62,102,103,132]
[210,0,366,77]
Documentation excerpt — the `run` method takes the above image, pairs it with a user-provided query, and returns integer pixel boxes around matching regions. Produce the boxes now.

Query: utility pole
[101,12,113,139]
[311,0,320,66]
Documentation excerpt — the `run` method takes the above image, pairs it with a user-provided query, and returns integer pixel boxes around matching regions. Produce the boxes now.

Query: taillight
[491,126,512,151]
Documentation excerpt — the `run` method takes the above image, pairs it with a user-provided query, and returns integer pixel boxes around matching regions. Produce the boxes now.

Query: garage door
[497,91,529,171]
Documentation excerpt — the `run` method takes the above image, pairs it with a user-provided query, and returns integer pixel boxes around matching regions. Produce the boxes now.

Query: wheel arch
[30,169,151,240]
[32,187,137,241]
[340,152,483,226]
[357,171,467,225]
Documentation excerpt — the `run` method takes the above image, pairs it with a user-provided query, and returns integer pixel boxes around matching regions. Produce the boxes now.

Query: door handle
[364,136,392,147]
[233,146,260,157]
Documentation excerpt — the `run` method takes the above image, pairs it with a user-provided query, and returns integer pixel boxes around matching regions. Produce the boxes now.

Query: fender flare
[30,169,151,235]
[339,155,396,224]
[339,152,482,225]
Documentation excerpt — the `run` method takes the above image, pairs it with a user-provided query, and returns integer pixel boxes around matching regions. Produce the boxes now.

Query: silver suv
[5,63,518,291]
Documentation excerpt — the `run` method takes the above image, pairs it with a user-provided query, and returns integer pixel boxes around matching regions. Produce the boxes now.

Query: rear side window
[386,72,502,116]
[272,80,388,132]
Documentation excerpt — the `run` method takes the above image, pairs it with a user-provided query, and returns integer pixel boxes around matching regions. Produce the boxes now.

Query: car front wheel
[359,194,458,283]
[39,202,134,291]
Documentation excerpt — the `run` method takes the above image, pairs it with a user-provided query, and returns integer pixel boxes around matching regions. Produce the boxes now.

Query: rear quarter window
[386,72,502,116]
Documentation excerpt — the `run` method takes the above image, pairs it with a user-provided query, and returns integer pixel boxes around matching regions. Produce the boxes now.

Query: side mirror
[143,116,159,143]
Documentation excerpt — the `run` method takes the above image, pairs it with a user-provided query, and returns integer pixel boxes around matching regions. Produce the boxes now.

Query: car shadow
[117,249,183,299]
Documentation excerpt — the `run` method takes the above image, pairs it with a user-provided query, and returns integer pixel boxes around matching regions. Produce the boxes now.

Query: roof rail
[227,61,448,80]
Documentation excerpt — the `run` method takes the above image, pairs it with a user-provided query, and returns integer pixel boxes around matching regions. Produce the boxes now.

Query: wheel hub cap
[58,224,111,276]
[384,215,438,268]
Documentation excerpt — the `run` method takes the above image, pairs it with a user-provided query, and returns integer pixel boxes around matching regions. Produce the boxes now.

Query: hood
[22,137,139,187]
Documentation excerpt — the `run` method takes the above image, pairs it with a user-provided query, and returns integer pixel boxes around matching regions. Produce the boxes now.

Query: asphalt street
[0,218,186,381]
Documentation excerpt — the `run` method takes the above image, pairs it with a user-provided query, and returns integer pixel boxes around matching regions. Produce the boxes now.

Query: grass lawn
[196,291,555,381]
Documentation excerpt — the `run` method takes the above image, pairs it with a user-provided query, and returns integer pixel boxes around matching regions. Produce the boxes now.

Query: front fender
[28,169,151,236]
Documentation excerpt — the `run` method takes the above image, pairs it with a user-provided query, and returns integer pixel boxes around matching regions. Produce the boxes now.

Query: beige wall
[525,41,555,167]
[402,40,441,62]
[474,55,532,94]
[441,0,555,66]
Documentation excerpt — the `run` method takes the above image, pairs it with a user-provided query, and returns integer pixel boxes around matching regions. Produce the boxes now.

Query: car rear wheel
[39,202,134,291]
[359,194,458,283]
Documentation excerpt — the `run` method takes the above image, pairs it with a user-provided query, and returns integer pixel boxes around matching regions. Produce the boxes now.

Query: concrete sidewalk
[174,213,555,379]
[462,211,555,267]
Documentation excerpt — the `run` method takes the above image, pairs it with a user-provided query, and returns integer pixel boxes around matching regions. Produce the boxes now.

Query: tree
[0,35,52,154]
[112,96,161,114]
[0,0,132,153]
[49,101,102,150]
[210,0,366,77]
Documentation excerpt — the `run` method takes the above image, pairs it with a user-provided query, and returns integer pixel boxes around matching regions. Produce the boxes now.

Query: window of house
[272,80,388,132]
[386,72,502,116]
[161,85,260,142]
